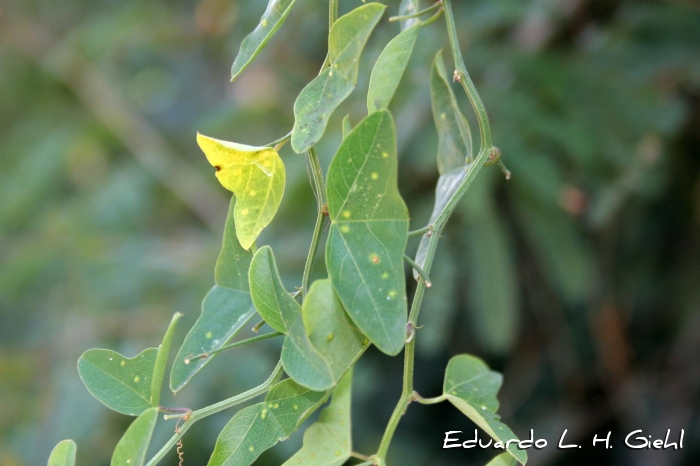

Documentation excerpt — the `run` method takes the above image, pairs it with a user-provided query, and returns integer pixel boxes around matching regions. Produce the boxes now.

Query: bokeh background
[1,0,700,465]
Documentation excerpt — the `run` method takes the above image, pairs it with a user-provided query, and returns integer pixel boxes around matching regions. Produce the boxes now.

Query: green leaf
[443,355,527,465]
[197,133,285,250]
[250,246,333,390]
[342,115,352,140]
[208,379,327,466]
[326,110,409,356]
[78,347,158,416]
[431,50,473,173]
[302,280,369,382]
[413,50,476,279]
[283,369,353,466]
[486,453,519,466]
[367,24,420,113]
[111,408,158,466]
[151,312,181,406]
[170,197,256,393]
[47,440,76,466]
[230,0,297,82]
[291,3,385,153]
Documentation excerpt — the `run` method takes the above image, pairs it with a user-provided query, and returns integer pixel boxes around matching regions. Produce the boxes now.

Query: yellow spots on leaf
[363,338,369,345]
[329,71,333,77]
[249,190,256,196]
[134,376,140,383]
[340,225,350,233]
[342,210,351,218]
[382,272,389,279]
[371,172,379,180]
[249,446,255,452]
[261,19,268,27]
[120,360,126,367]
[261,408,268,420]
[382,151,389,158]
[205,331,213,339]
[310,454,315,459]
[242,208,249,216]
[370,253,380,264]
[441,112,447,120]
[327,333,334,341]
[293,405,298,410]
[387,290,397,300]
[335,451,341,456]
[273,403,279,409]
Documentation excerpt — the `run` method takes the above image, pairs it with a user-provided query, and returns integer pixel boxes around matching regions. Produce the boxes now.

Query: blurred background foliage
[1,0,699,465]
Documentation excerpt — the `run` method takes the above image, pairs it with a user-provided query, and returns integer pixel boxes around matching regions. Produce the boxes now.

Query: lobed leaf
[47,440,77,466]
[197,133,285,250]
[231,0,297,82]
[170,197,256,393]
[367,24,420,113]
[78,347,158,416]
[207,379,327,466]
[110,408,158,466]
[325,110,409,356]
[250,248,365,390]
[443,355,527,465]
[282,369,354,466]
[291,3,385,153]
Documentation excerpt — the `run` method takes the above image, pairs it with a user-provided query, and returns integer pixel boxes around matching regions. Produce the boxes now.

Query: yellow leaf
[197,133,285,249]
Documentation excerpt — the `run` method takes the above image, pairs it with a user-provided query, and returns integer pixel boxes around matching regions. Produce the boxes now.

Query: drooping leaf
[486,453,519,466]
[413,50,476,279]
[302,280,369,382]
[291,4,385,153]
[250,246,333,390]
[431,49,473,173]
[367,24,420,113]
[342,115,352,140]
[110,408,158,466]
[398,0,421,30]
[78,347,158,416]
[150,312,181,406]
[170,197,256,393]
[326,110,409,356]
[282,369,353,466]
[197,133,285,250]
[231,0,297,82]
[443,355,527,465]
[47,440,76,466]
[208,379,327,466]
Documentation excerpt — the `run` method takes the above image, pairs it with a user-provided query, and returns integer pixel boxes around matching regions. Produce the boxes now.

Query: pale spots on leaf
[134,376,140,383]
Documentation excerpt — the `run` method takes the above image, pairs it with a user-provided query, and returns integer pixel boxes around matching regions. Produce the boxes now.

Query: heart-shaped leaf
[170,196,256,393]
[197,133,285,250]
[367,23,420,113]
[111,408,158,466]
[443,355,527,465]
[207,379,327,466]
[79,314,181,415]
[47,440,76,466]
[326,110,409,356]
[291,3,385,153]
[282,369,353,466]
[79,348,158,416]
[231,0,297,82]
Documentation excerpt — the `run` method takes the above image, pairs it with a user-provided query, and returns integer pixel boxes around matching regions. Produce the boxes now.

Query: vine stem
[183,331,283,364]
[301,146,328,297]
[145,362,284,466]
[375,1,495,463]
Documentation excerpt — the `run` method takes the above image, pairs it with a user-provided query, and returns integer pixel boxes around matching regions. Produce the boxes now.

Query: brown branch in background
[0,15,228,230]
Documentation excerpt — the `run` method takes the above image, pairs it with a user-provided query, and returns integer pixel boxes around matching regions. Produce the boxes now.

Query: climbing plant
[50,1,526,465]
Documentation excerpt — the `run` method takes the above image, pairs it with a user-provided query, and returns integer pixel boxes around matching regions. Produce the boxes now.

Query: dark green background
[1,0,699,465]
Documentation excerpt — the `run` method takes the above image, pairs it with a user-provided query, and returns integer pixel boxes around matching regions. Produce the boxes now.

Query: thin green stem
[350,451,371,461]
[301,147,328,297]
[417,8,444,27]
[408,224,433,237]
[403,254,432,287]
[376,2,498,462]
[389,2,441,22]
[267,130,292,148]
[183,332,283,364]
[412,391,447,405]
[145,362,284,466]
